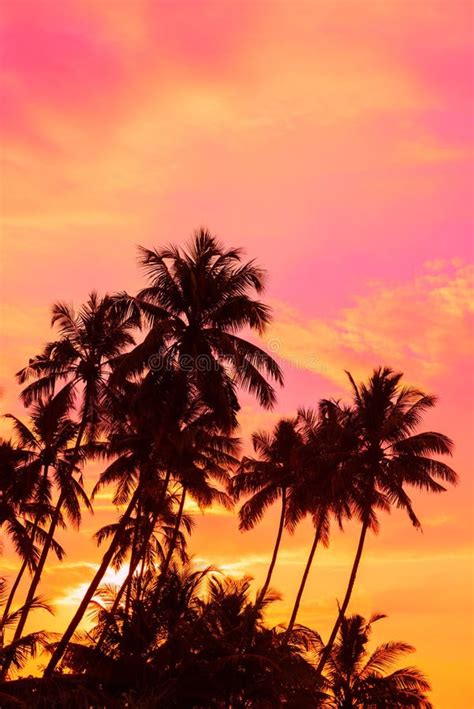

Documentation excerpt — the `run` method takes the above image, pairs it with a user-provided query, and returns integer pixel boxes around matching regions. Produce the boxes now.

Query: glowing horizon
[1,2,473,705]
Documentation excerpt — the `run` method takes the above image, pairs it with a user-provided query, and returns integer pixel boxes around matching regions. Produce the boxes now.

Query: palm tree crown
[114,229,283,428]
[315,367,457,678]
[321,613,433,708]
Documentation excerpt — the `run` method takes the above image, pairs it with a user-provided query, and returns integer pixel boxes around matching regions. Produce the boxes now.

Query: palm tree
[57,563,213,693]
[46,232,281,674]
[1,388,77,625]
[44,375,181,672]
[0,437,67,651]
[60,568,320,707]
[160,573,320,707]
[150,404,238,593]
[286,403,356,633]
[90,395,238,643]
[5,294,135,674]
[231,418,306,607]
[315,367,457,679]
[2,418,90,672]
[112,229,283,429]
[321,613,432,708]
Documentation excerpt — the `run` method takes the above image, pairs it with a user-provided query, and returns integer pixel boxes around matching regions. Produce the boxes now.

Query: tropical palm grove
[0,231,457,708]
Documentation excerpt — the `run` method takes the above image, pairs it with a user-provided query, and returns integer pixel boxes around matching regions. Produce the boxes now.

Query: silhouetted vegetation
[0,231,456,706]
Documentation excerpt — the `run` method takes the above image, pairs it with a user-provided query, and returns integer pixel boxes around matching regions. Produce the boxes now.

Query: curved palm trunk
[44,485,141,675]
[256,487,286,606]
[286,521,322,634]
[137,552,146,601]
[315,516,369,679]
[156,484,187,590]
[124,500,142,618]
[1,557,28,634]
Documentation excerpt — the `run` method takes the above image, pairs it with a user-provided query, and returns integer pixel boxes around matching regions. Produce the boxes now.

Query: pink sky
[1,2,473,705]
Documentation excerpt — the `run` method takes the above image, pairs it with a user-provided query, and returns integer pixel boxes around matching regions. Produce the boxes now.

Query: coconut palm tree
[43,374,185,672]
[59,568,320,707]
[321,613,432,708]
[2,432,89,671]
[231,418,306,606]
[315,367,457,679]
[149,403,238,594]
[46,232,281,674]
[286,403,356,634]
[56,563,213,692]
[44,377,224,674]
[4,294,135,676]
[1,388,77,625]
[155,572,320,707]
[0,435,67,650]
[90,395,238,644]
[112,229,283,429]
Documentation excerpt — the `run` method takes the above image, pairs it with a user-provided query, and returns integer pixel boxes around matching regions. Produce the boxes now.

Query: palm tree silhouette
[46,232,280,674]
[54,374,187,657]
[150,405,238,594]
[1,388,78,629]
[286,403,356,633]
[8,293,137,668]
[59,568,321,707]
[91,388,238,641]
[315,367,457,679]
[113,229,283,429]
[231,418,306,606]
[320,613,432,708]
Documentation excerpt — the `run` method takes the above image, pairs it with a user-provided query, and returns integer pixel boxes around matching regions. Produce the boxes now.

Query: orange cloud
[266,260,473,389]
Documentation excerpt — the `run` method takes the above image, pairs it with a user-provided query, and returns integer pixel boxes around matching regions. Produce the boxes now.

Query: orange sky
[0,2,473,706]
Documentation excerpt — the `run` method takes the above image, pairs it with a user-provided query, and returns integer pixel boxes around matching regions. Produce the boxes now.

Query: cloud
[266,260,473,389]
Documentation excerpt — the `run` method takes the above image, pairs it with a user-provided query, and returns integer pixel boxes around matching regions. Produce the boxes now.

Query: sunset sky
[0,1,473,706]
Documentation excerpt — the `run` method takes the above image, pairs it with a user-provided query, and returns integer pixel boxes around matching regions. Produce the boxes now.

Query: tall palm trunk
[45,485,141,675]
[256,487,286,606]
[155,484,187,593]
[1,558,28,636]
[286,521,323,634]
[315,516,369,678]
[137,551,146,601]
[124,500,142,619]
